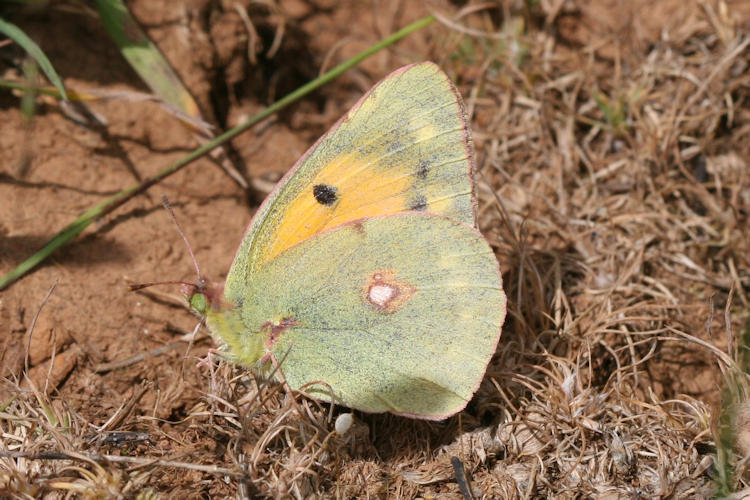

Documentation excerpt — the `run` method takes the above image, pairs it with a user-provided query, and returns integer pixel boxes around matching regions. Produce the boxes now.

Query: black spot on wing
[386,138,404,154]
[409,194,427,211]
[416,159,430,179]
[313,184,338,206]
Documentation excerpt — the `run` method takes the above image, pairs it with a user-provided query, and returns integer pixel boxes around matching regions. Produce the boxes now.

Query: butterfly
[185,62,506,420]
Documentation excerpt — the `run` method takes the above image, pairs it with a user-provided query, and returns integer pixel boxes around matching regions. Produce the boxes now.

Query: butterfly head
[129,277,222,317]
[181,279,224,316]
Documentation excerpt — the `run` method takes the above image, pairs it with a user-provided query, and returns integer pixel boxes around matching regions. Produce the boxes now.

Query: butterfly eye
[189,292,208,314]
[313,184,338,206]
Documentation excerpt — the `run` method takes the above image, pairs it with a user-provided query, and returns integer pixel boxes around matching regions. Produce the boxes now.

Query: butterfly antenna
[161,195,203,281]
[129,280,196,291]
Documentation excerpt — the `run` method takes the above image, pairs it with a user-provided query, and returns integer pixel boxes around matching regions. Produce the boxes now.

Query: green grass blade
[0,14,436,290]
[95,0,200,120]
[0,16,68,100]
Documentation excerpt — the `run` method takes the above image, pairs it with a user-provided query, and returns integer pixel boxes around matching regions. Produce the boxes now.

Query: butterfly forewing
[225,62,476,302]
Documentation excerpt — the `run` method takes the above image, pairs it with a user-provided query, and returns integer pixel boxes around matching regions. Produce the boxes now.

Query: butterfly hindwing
[214,213,505,420]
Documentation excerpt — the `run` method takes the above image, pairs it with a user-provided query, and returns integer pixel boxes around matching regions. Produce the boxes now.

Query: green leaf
[95,0,200,120]
[0,16,68,100]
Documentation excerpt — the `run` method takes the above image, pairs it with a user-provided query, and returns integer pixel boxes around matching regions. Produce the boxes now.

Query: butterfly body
[188,62,506,420]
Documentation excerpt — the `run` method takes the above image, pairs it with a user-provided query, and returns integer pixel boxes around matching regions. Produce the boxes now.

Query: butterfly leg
[261,351,303,415]
[181,320,205,377]
[196,348,223,394]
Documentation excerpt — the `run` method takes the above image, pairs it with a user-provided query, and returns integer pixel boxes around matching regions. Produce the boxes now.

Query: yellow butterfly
[186,62,506,420]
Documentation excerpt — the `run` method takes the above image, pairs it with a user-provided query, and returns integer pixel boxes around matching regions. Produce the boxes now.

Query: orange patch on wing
[260,154,412,263]
[363,270,417,314]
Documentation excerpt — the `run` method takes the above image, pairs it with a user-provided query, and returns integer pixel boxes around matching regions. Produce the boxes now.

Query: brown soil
[1,1,749,498]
